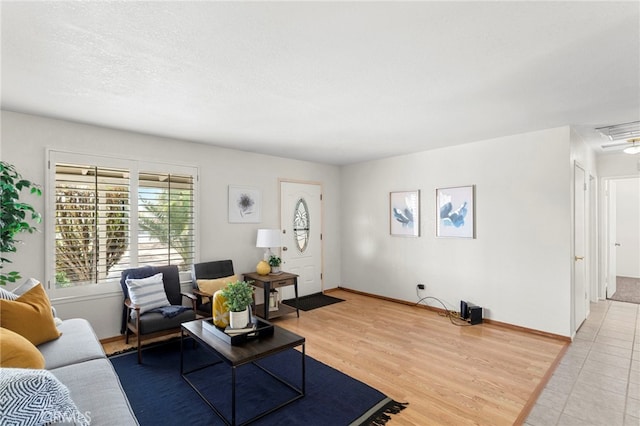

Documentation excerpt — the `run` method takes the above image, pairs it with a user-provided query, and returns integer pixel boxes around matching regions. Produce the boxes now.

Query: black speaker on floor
[468,305,483,325]
[460,300,483,325]
[460,300,469,320]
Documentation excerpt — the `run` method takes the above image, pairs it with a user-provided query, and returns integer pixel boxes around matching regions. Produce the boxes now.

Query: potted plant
[268,255,282,274]
[221,280,254,329]
[0,161,41,286]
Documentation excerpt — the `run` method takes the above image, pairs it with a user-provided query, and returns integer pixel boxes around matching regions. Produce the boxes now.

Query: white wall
[614,178,640,278]
[1,110,341,338]
[340,127,573,337]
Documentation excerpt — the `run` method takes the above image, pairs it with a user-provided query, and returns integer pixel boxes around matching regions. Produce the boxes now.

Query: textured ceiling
[2,1,639,165]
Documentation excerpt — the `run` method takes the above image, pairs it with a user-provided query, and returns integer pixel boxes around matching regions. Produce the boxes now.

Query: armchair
[191,259,236,317]
[120,265,196,363]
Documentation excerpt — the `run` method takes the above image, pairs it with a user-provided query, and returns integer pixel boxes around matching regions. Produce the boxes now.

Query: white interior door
[574,164,587,331]
[607,181,618,297]
[280,181,322,298]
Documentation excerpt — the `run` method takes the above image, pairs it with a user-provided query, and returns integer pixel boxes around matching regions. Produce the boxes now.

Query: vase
[229,308,250,329]
[256,260,270,275]
[270,266,281,274]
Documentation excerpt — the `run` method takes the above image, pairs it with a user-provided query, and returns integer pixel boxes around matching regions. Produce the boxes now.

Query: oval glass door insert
[293,198,310,253]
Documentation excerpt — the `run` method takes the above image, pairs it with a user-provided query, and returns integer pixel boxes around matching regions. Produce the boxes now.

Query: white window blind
[54,163,130,286]
[137,172,194,269]
[48,152,197,291]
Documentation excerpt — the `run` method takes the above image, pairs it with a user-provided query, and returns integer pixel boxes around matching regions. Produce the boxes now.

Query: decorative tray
[202,317,274,345]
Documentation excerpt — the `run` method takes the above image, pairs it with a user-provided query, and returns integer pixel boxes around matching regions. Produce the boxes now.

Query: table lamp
[256,229,281,275]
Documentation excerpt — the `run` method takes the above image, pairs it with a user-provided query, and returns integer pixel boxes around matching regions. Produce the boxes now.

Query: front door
[280,181,322,298]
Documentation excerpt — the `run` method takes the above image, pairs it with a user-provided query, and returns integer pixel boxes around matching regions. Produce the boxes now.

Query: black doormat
[282,292,345,311]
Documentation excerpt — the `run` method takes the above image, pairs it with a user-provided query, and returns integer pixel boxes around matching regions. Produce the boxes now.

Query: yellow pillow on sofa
[0,327,45,369]
[197,275,238,303]
[0,283,61,346]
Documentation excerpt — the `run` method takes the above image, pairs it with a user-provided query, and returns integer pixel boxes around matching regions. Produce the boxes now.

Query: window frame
[45,150,199,299]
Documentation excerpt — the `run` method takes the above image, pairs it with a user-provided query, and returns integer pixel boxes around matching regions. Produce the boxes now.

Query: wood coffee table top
[181,318,305,366]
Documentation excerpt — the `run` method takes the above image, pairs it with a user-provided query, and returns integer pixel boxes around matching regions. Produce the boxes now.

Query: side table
[243,272,300,321]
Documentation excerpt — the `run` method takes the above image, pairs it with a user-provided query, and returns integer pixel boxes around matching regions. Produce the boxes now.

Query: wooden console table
[243,272,300,321]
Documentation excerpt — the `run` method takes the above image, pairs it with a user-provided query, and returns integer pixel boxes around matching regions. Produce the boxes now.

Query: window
[47,151,197,293]
[293,198,310,253]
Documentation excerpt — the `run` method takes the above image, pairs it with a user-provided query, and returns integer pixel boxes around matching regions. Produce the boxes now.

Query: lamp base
[256,260,271,275]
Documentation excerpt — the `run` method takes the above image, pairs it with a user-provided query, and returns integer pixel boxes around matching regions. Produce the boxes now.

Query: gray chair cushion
[131,309,195,335]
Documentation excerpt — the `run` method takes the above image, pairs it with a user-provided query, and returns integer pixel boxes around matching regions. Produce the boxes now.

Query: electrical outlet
[417,284,425,290]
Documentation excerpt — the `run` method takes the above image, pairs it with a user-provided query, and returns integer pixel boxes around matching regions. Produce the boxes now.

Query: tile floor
[526,300,639,426]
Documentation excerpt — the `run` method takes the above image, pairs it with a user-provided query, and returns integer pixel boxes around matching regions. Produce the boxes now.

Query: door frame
[572,161,588,333]
[279,178,324,294]
[601,175,640,300]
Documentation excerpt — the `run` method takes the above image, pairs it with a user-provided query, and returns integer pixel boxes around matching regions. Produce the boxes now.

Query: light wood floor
[103,289,567,425]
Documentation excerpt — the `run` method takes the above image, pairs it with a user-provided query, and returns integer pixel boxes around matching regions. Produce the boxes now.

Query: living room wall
[340,127,573,337]
[0,110,342,338]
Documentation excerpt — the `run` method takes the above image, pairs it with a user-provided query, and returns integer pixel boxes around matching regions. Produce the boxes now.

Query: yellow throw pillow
[0,327,45,369]
[197,275,238,303]
[0,283,61,346]
[212,290,229,328]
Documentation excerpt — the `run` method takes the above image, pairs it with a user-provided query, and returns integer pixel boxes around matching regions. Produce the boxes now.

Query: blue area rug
[110,339,406,425]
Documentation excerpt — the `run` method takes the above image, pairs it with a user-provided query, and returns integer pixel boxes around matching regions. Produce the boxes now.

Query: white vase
[229,308,249,329]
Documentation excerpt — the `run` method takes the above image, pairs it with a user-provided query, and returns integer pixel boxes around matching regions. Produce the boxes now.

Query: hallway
[526,300,639,425]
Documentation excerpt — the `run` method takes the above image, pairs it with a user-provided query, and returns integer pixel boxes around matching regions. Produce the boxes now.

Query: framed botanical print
[390,190,420,237]
[228,185,262,223]
[436,185,475,238]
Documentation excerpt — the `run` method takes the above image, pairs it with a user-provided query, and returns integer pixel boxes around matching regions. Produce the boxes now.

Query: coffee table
[180,319,306,426]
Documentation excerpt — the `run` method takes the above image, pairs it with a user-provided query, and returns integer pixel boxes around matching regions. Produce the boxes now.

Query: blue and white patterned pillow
[0,368,90,426]
[0,287,18,301]
[125,272,170,316]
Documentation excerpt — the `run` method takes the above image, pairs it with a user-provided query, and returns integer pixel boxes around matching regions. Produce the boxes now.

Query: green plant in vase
[221,280,254,329]
[268,255,282,273]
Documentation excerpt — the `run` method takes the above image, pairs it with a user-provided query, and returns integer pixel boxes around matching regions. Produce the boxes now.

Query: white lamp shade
[256,229,282,248]
[623,144,640,155]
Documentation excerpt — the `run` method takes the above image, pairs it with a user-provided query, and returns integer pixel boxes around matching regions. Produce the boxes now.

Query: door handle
[615,243,621,247]
[282,247,288,251]
[575,256,584,261]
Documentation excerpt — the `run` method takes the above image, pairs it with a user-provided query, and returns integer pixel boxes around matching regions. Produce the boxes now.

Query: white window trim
[45,149,199,300]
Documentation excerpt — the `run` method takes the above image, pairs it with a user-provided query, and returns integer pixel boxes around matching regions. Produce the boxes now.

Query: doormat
[282,292,345,311]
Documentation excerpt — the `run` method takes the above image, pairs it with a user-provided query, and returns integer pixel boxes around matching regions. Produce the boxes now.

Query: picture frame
[390,190,420,237]
[436,185,475,238]
[228,185,262,223]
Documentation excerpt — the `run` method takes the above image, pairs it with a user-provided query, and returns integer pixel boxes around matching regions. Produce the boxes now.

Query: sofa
[1,281,138,425]
[39,318,139,425]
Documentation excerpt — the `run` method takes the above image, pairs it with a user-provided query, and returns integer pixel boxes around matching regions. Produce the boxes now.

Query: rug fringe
[361,400,408,426]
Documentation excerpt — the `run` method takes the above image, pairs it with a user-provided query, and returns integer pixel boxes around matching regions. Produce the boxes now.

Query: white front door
[574,163,587,331]
[280,181,322,298]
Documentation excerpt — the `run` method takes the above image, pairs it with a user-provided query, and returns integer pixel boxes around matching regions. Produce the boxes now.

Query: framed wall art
[436,185,475,238]
[228,185,262,223]
[390,190,420,237]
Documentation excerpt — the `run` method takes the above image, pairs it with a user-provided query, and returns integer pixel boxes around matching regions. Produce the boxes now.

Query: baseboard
[337,286,571,343]
[100,335,125,344]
